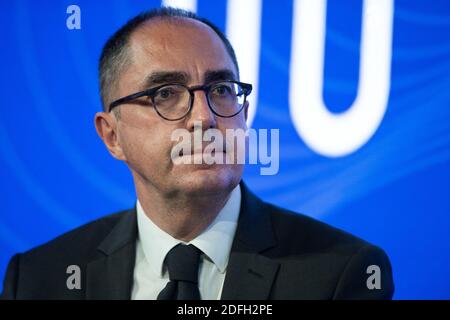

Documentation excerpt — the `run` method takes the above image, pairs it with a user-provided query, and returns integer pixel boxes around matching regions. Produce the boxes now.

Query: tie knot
[165,244,201,283]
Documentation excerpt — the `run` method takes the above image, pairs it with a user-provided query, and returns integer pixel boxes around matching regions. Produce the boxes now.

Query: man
[1,7,394,300]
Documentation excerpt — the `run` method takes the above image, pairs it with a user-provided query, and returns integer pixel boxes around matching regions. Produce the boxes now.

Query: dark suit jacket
[1,182,394,299]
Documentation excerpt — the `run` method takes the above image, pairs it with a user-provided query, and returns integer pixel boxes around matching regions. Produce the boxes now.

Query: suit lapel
[221,182,279,300]
[86,209,137,299]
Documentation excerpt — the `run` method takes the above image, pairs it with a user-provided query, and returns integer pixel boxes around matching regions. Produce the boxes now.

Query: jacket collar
[220,181,279,299]
[86,209,137,299]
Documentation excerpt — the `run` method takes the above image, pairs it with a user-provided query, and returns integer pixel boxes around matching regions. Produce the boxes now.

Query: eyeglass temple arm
[109,89,153,112]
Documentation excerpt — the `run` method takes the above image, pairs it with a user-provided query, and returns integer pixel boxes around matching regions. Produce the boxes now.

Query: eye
[155,87,175,100]
[212,84,233,96]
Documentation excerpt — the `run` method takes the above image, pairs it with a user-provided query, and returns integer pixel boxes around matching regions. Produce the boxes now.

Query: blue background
[1,0,449,299]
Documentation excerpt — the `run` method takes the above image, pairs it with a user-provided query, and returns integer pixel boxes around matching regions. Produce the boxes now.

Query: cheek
[120,126,173,171]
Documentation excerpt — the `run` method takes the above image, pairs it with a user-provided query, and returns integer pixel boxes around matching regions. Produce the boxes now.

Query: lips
[179,149,226,157]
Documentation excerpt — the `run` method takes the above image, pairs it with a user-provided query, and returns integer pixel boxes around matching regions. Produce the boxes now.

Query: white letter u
[289,0,394,157]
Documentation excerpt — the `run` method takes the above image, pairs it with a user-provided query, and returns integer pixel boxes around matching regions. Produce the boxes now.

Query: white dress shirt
[131,184,241,300]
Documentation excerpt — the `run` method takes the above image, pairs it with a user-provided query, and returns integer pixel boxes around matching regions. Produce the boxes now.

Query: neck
[134,178,234,242]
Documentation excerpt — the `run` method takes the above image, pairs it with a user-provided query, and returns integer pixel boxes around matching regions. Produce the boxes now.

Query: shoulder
[240,182,371,254]
[265,202,370,252]
[19,208,133,267]
[1,208,135,299]
[262,202,394,299]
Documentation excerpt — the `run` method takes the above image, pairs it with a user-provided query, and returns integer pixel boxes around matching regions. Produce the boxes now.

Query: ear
[94,112,126,161]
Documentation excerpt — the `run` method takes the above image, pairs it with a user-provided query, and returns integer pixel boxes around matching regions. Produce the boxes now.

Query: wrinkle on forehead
[127,17,237,80]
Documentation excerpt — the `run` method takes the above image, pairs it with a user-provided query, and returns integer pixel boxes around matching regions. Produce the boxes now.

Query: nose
[186,89,217,132]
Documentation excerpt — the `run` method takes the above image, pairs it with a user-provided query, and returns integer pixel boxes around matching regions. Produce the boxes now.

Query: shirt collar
[136,184,241,277]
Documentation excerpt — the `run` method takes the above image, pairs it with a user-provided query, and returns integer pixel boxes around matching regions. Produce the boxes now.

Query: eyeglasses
[109,80,252,121]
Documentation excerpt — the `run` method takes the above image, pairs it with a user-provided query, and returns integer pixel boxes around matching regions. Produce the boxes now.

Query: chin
[174,164,242,195]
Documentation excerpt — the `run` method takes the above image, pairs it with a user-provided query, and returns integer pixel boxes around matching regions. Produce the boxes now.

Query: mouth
[179,149,226,157]
[172,147,229,167]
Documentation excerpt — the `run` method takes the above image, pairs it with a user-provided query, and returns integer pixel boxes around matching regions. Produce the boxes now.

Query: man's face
[110,18,247,196]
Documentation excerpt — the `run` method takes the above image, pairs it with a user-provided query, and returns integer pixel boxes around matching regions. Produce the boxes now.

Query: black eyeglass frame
[108,80,253,121]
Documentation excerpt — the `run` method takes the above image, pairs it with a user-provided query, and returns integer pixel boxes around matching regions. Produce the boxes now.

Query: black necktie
[157,244,201,300]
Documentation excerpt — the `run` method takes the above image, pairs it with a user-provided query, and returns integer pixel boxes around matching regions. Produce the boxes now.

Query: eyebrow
[204,69,237,83]
[141,71,189,89]
[140,69,237,89]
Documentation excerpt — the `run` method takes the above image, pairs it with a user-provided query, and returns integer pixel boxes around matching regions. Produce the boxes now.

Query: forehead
[128,18,237,78]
